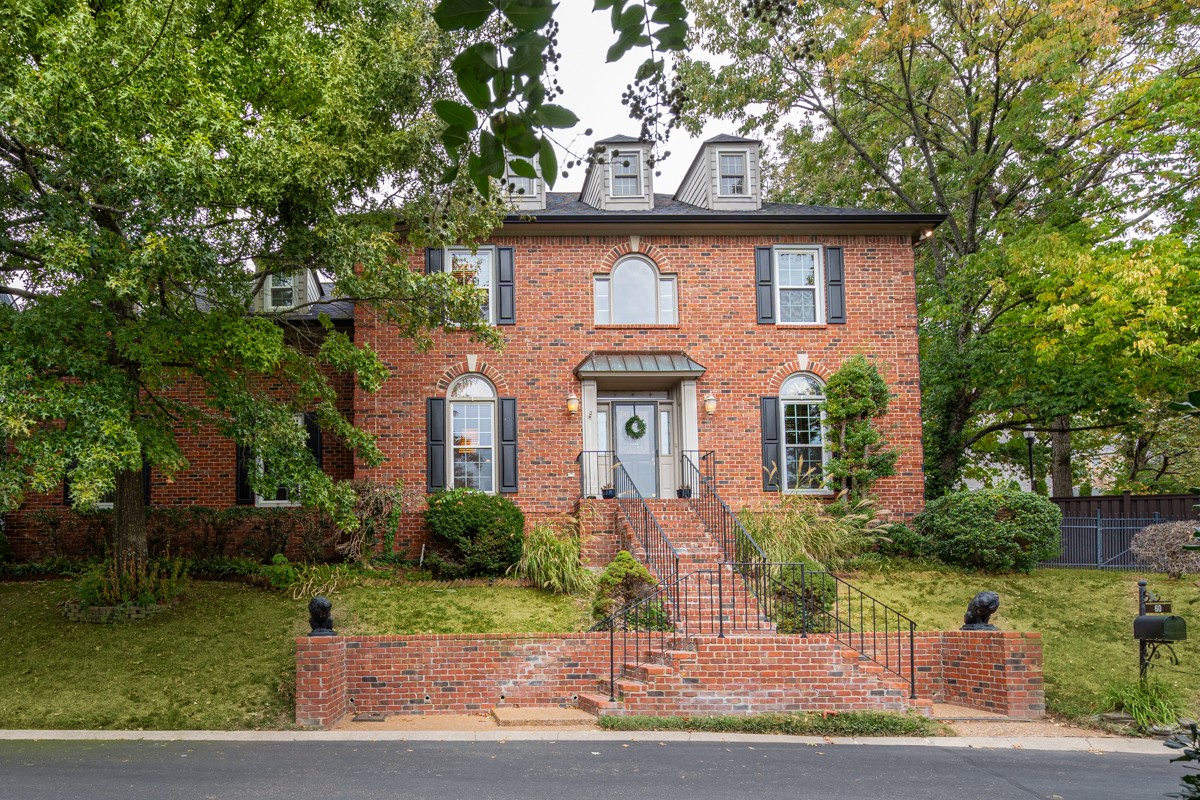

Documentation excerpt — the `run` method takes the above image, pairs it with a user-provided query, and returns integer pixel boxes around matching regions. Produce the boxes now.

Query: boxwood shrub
[424,488,525,577]
[914,488,1061,572]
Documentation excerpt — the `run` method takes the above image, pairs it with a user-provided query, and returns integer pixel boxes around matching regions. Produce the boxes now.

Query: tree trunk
[926,392,974,500]
[1049,415,1073,497]
[113,464,147,569]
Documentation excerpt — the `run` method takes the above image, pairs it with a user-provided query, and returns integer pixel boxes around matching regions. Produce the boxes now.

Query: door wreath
[624,414,647,440]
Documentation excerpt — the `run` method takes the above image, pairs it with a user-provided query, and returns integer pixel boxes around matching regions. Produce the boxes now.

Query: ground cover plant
[599,711,949,737]
[848,567,1200,722]
[0,575,587,729]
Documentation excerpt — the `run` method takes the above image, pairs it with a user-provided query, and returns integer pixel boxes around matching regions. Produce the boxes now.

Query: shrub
[738,495,891,569]
[592,550,657,621]
[261,553,299,589]
[821,355,898,498]
[511,523,592,594]
[332,479,406,564]
[1105,680,1185,731]
[1132,521,1200,579]
[74,556,188,607]
[0,526,11,563]
[876,522,935,560]
[767,556,837,634]
[424,488,525,577]
[914,488,1061,572]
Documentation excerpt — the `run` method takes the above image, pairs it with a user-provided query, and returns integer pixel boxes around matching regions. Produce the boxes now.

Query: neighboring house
[3,134,944,559]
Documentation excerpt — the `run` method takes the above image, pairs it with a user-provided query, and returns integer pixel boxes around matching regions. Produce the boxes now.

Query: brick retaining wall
[295,629,1044,728]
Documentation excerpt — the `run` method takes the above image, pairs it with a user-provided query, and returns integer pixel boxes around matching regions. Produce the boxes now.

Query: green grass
[847,567,1200,721]
[0,578,588,730]
[599,711,949,737]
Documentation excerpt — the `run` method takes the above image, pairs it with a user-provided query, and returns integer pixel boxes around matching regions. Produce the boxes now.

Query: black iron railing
[680,452,766,563]
[612,459,680,592]
[590,569,723,701]
[680,450,715,485]
[577,450,617,499]
[732,562,916,696]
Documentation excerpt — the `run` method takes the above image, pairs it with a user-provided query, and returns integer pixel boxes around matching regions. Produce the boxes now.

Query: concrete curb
[0,729,1167,754]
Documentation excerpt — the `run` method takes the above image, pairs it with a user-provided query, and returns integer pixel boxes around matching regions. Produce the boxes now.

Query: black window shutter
[236,444,254,505]
[427,398,446,492]
[755,246,775,324]
[498,397,518,494]
[760,397,781,492]
[496,247,516,325]
[425,247,444,275]
[304,412,323,469]
[63,467,71,506]
[825,246,846,324]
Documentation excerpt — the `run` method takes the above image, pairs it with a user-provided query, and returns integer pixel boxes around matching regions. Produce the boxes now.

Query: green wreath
[624,414,647,440]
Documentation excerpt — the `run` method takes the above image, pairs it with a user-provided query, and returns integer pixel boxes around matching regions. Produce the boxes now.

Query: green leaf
[433,0,495,31]
[433,100,478,130]
[452,43,500,79]
[538,136,558,189]
[508,158,537,179]
[479,131,505,177]
[438,160,461,185]
[467,152,491,197]
[534,104,579,129]
[653,21,687,51]
[441,126,471,150]
[457,72,492,109]
[503,0,556,31]
[593,0,620,9]
[508,39,548,77]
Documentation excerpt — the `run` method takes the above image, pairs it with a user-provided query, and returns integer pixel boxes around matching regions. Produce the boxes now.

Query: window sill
[775,322,829,329]
[781,490,836,497]
[595,324,681,330]
[256,499,300,508]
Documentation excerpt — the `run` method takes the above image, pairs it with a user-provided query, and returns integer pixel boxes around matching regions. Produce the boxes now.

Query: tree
[0,0,691,569]
[678,0,1200,498]
[820,355,897,499]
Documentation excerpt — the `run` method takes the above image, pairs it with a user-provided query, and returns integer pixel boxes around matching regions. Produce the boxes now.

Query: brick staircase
[617,498,770,633]
[577,635,931,717]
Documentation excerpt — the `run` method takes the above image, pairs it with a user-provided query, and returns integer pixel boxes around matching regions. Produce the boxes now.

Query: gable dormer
[253,266,322,313]
[504,155,546,212]
[580,135,654,212]
[674,135,762,211]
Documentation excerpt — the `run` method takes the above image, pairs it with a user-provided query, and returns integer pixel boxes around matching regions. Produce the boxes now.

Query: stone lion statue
[308,595,336,637]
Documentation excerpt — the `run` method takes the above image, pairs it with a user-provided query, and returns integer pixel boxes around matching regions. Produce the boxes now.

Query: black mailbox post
[1136,579,1187,680]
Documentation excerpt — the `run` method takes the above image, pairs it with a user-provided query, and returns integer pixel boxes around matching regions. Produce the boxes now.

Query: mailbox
[1134,615,1187,642]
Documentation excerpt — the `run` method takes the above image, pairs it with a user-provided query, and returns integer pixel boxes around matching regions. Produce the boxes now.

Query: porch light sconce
[566,392,580,415]
[703,393,717,415]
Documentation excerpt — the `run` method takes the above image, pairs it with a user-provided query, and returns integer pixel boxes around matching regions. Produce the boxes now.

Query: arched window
[780,373,825,492]
[448,375,496,493]
[594,256,677,325]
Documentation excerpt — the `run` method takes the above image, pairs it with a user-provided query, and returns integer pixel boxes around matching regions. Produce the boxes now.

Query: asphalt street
[0,740,1183,800]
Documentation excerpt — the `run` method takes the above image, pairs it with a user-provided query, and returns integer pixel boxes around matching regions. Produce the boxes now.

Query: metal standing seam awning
[573,351,707,380]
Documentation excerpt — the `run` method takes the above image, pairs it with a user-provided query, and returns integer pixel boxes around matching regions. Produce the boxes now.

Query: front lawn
[849,567,1200,721]
[0,577,587,730]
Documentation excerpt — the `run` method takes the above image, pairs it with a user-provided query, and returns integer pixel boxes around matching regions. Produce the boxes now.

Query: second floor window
[447,247,494,322]
[595,256,677,325]
[775,246,824,324]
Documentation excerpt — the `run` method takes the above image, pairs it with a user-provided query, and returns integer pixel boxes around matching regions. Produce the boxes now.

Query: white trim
[716,150,748,197]
[264,272,297,312]
[256,413,305,508]
[773,245,825,326]
[779,373,829,494]
[609,150,644,198]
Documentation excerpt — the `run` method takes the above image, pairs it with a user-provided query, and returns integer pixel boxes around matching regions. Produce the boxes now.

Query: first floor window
[449,375,496,493]
[780,373,825,492]
[257,413,306,507]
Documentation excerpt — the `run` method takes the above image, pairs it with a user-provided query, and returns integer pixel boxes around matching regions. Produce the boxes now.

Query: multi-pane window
[594,257,677,325]
[780,374,825,492]
[719,152,747,196]
[611,152,642,196]
[446,248,494,322]
[775,247,823,324]
[257,413,306,507]
[266,273,295,310]
[449,375,496,493]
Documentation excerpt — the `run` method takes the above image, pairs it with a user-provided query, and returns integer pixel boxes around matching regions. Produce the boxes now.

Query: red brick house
[4,134,943,559]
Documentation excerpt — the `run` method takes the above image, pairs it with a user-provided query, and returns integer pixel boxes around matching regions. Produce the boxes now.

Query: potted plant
[601,485,616,499]
[677,485,692,499]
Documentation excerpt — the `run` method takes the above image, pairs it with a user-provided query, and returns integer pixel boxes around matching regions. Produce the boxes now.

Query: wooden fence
[1050,492,1199,520]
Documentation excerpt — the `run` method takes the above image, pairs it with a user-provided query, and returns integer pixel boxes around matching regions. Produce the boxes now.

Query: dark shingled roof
[704,133,760,144]
[289,282,353,322]
[524,192,940,222]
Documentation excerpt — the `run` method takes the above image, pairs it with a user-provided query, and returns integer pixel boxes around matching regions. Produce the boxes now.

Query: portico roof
[574,351,707,378]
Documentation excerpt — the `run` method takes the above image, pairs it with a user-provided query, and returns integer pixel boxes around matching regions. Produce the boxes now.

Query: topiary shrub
[1132,521,1200,579]
[424,488,525,577]
[592,550,658,621]
[914,488,1061,572]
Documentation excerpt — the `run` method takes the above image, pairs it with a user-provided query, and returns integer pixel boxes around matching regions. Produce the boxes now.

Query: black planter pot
[677,487,692,499]
[601,488,616,499]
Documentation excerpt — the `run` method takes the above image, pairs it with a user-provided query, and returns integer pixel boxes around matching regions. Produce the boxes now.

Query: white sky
[546,3,736,195]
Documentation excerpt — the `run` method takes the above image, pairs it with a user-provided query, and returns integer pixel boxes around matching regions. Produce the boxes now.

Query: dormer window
[611,151,642,196]
[507,173,537,197]
[719,152,747,196]
[266,273,295,311]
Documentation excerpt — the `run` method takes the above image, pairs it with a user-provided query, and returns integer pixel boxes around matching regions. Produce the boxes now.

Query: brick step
[576,692,615,716]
